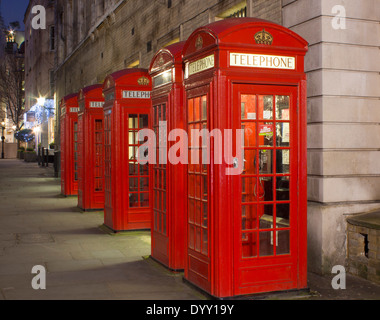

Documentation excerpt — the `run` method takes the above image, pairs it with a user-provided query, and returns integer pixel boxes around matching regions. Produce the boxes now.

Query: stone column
[283,0,380,274]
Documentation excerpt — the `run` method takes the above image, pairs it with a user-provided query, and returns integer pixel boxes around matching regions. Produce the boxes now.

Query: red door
[232,84,299,296]
[186,89,211,292]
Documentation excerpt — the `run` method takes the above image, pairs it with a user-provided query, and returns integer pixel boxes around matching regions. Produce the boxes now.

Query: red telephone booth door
[232,84,301,296]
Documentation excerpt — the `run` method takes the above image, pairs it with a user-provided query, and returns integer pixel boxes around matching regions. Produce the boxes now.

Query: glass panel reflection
[259,231,274,256]
[276,123,290,147]
[258,95,273,120]
[277,230,290,255]
[276,177,290,201]
[242,123,256,147]
[241,95,256,120]
[276,203,290,228]
[259,122,274,147]
[275,96,290,120]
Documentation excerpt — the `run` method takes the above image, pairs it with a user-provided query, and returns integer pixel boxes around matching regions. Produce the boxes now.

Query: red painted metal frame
[182,18,308,298]
[149,42,187,271]
[77,84,105,211]
[60,93,79,197]
[102,69,153,232]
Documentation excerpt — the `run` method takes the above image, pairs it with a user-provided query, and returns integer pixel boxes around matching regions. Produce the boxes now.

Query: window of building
[49,25,55,51]
[147,41,152,53]
[128,60,140,68]
[215,1,247,20]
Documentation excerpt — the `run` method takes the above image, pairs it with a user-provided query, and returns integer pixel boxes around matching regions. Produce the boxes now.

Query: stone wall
[283,0,380,274]
[347,222,380,284]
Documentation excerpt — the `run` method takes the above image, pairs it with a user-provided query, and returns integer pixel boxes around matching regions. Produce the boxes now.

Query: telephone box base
[100,223,150,235]
[182,277,311,300]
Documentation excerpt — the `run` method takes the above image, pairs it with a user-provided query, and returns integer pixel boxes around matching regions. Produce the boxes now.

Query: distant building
[24,0,56,148]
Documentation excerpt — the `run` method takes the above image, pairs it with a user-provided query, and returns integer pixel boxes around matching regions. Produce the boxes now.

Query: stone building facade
[24,0,380,277]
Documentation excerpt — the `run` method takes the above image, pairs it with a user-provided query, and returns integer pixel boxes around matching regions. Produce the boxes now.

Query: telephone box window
[188,95,209,256]
[128,113,150,208]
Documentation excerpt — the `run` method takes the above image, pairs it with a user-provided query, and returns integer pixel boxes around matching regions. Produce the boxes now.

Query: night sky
[2,0,30,30]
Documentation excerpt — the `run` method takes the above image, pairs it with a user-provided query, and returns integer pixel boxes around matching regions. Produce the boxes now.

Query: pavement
[1,159,380,301]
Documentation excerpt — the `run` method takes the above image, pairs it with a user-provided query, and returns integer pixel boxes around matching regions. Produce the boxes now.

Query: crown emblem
[138,76,150,86]
[195,35,203,50]
[254,29,273,45]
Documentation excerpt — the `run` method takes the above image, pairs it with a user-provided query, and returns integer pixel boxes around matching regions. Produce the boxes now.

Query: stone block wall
[347,223,380,284]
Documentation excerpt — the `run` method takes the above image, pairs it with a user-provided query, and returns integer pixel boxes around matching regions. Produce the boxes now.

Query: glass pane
[129,193,139,207]
[188,175,194,197]
[276,96,290,120]
[201,96,207,121]
[129,178,138,192]
[154,211,158,230]
[202,229,208,255]
[259,123,274,147]
[202,175,208,200]
[259,231,274,257]
[140,193,149,207]
[196,227,201,251]
[241,95,256,120]
[276,149,290,174]
[129,131,136,145]
[276,177,290,201]
[259,150,272,174]
[276,123,290,147]
[242,177,257,202]
[243,150,257,175]
[276,203,290,228]
[129,114,138,129]
[161,192,165,212]
[162,104,166,121]
[242,123,256,147]
[188,99,194,122]
[154,106,158,126]
[129,146,137,160]
[202,202,208,228]
[277,230,290,255]
[140,163,149,175]
[195,201,201,225]
[129,162,138,176]
[195,175,201,199]
[258,95,273,120]
[189,225,195,249]
[194,97,200,121]
[260,177,273,202]
[242,233,257,258]
[259,204,274,229]
[163,213,167,235]
[242,205,257,230]
[140,178,149,191]
[188,199,195,223]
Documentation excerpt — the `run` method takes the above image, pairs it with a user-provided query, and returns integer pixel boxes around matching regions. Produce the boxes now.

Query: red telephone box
[77,84,105,211]
[182,18,308,298]
[102,69,152,232]
[60,93,79,197]
[149,42,187,271]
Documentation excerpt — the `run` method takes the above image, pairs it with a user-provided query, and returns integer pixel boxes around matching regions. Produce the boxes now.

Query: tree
[0,46,25,133]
